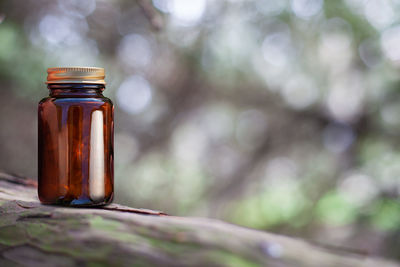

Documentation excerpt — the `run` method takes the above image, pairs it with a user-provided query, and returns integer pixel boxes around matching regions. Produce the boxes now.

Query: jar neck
[48,83,105,97]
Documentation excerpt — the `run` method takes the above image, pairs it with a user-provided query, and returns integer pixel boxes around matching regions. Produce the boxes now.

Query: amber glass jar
[38,67,113,206]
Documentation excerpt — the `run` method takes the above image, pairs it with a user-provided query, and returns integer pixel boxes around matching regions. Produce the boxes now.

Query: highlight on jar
[38,67,114,206]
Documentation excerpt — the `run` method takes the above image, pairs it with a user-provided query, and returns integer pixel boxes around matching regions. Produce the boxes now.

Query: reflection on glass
[89,110,105,201]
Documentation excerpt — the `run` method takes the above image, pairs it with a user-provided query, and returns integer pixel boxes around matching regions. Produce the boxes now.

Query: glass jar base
[39,195,113,207]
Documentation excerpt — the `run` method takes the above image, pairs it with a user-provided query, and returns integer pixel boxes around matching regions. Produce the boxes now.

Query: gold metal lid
[46,67,106,84]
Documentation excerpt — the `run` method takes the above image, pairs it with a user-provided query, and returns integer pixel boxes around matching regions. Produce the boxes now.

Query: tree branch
[0,173,398,266]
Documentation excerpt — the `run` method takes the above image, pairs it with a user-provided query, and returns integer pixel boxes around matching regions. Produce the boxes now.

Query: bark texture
[0,173,398,267]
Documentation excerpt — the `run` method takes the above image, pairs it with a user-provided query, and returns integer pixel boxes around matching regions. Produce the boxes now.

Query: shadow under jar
[38,67,114,206]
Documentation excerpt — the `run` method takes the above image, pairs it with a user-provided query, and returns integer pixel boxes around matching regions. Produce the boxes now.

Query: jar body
[38,84,113,206]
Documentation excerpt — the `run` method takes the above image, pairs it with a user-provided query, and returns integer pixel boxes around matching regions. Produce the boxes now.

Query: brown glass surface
[38,84,114,206]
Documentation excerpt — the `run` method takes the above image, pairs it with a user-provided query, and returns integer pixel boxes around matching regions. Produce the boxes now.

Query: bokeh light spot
[117,75,152,115]
[170,0,206,26]
[38,15,87,46]
[326,75,364,122]
[381,25,400,62]
[262,28,293,68]
[339,172,377,206]
[364,0,395,30]
[291,0,323,19]
[58,0,96,18]
[282,75,319,110]
[256,0,287,16]
[117,34,152,70]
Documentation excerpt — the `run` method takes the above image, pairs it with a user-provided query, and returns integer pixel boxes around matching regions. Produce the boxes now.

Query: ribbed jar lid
[46,67,105,85]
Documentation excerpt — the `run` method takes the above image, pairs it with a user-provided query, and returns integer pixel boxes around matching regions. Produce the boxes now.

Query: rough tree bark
[0,173,398,267]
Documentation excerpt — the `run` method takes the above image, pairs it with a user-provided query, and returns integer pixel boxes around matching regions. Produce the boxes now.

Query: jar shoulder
[39,96,113,107]
[102,96,113,105]
[38,97,52,105]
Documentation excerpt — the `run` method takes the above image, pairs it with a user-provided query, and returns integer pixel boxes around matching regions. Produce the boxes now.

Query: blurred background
[0,0,400,261]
